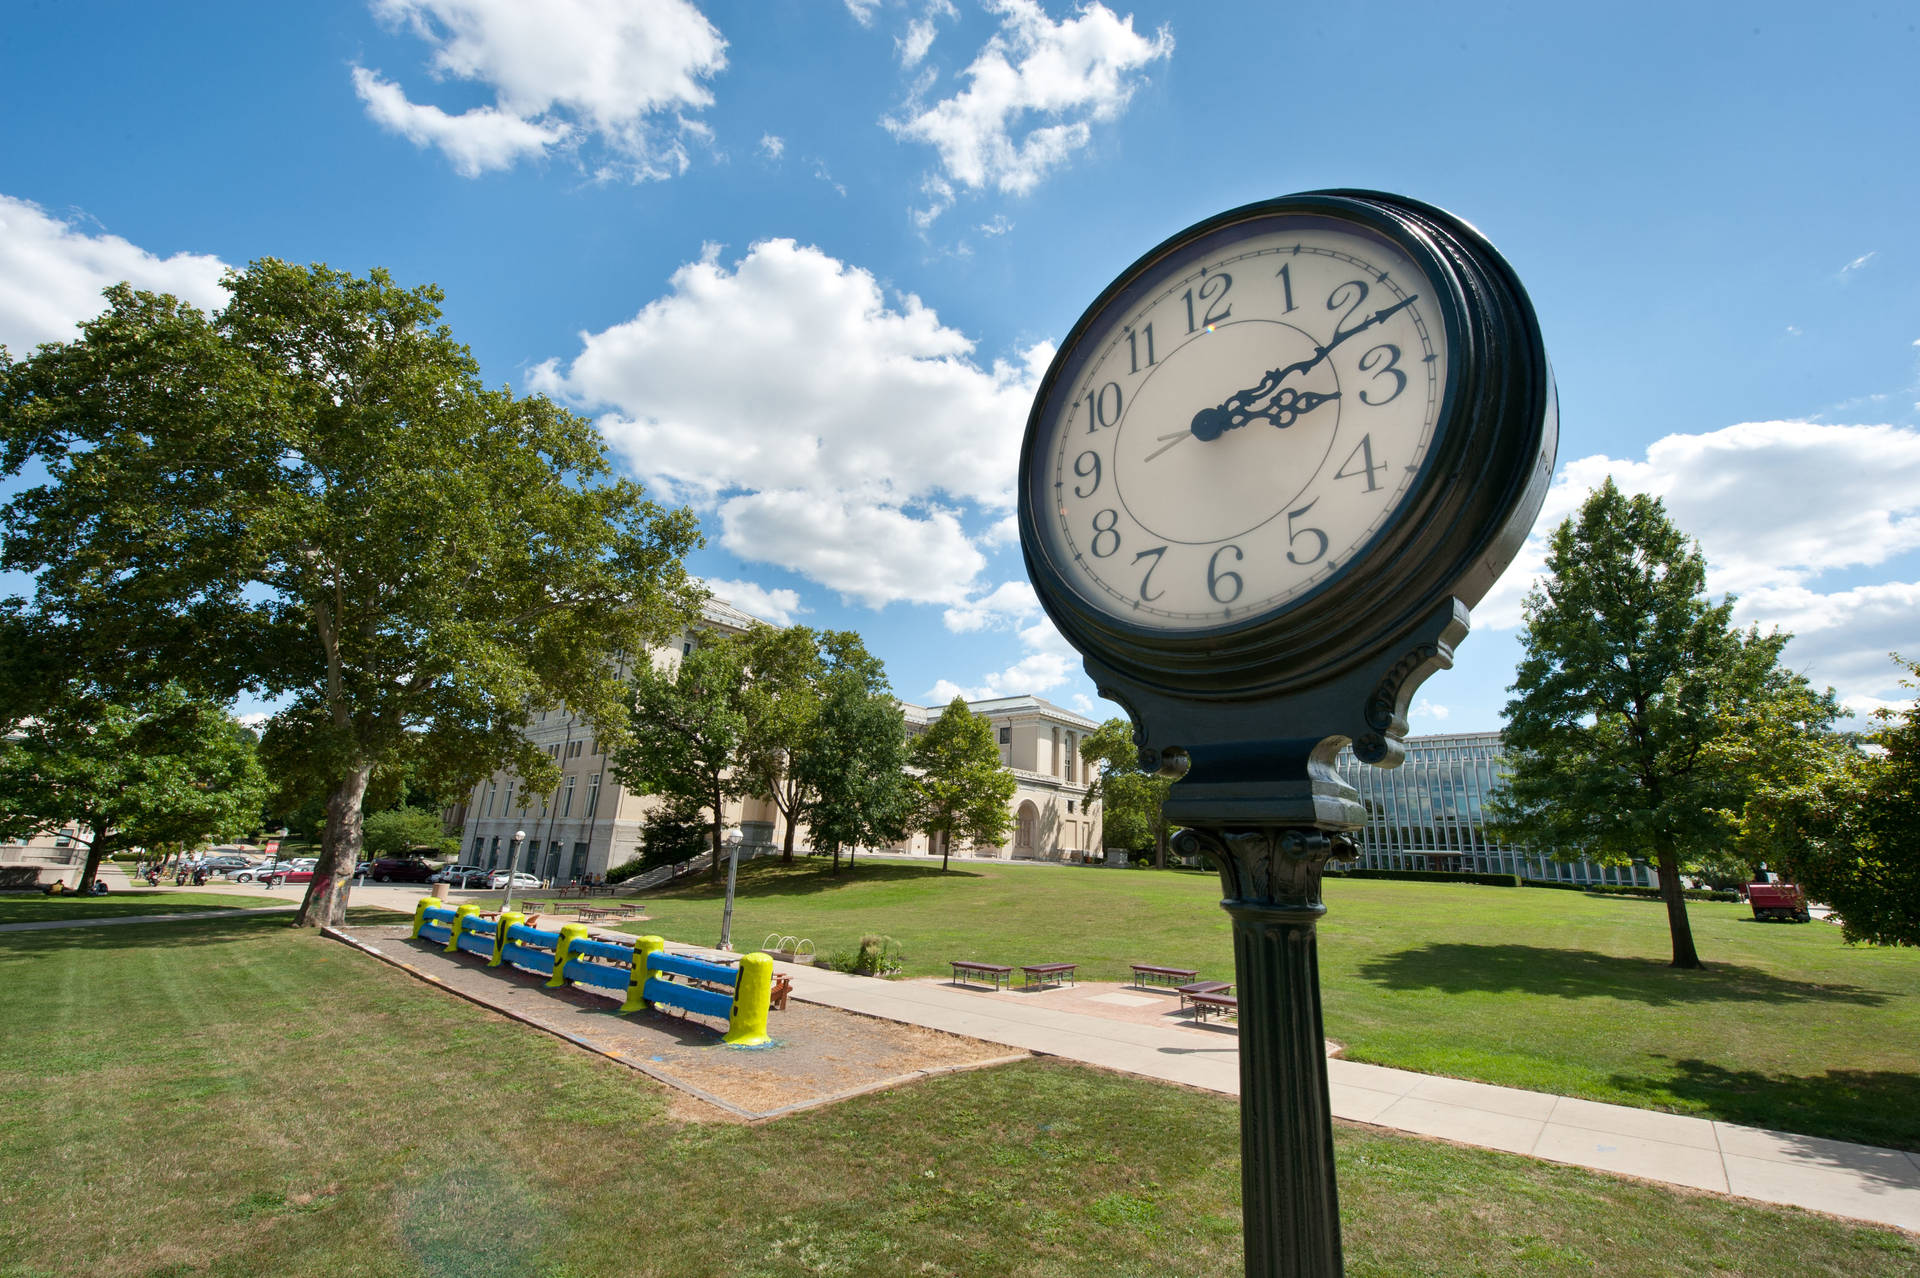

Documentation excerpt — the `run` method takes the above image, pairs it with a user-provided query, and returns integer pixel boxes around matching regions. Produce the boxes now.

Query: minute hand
[1189,293,1419,442]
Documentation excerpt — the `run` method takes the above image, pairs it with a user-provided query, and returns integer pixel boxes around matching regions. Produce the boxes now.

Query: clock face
[1034,216,1451,632]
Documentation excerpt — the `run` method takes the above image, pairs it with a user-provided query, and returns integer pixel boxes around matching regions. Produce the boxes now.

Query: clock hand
[1187,293,1417,443]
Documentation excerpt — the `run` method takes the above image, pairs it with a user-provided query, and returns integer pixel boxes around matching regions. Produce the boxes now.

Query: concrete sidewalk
[773,960,1920,1234]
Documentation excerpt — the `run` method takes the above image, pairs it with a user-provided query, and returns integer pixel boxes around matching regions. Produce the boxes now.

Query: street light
[717,826,744,951]
[504,828,527,913]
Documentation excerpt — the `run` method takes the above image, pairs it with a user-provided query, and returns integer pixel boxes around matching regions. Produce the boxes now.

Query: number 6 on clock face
[1033,215,1450,631]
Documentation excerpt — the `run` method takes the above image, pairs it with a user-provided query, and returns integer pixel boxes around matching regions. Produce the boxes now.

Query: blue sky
[3,0,1917,733]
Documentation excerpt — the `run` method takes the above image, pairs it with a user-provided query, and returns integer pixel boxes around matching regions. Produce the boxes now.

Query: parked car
[430,865,492,889]
[361,856,437,884]
[199,853,258,877]
[233,860,295,883]
[489,871,542,889]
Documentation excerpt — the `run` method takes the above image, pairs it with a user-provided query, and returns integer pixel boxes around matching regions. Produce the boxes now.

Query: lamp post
[717,826,744,951]
[503,828,526,913]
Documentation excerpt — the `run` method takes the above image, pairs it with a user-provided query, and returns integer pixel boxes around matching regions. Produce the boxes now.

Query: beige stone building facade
[455,599,1102,881]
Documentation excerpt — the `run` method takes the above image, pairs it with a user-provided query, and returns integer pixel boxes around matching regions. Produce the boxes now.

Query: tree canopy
[0,263,702,925]
[908,697,1015,872]
[0,682,267,890]
[1743,655,1920,946]
[1081,717,1172,866]
[790,649,911,875]
[609,640,747,879]
[1493,479,1817,969]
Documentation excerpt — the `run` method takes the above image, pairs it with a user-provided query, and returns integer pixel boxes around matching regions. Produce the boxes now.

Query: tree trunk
[708,780,725,882]
[75,836,107,893]
[1655,842,1702,969]
[941,830,951,873]
[294,763,372,928]
[831,845,841,876]
[1154,821,1168,870]
[781,797,797,865]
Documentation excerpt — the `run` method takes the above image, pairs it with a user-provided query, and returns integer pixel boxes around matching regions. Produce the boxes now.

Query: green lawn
[0,889,288,926]
[1,913,1913,1278]
[606,858,1920,1151]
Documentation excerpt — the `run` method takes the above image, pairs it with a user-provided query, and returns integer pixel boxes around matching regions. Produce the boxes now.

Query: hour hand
[1190,386,1340,441]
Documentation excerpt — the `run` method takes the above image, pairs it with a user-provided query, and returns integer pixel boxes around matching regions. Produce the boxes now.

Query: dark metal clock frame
[1017,190,1557,1278]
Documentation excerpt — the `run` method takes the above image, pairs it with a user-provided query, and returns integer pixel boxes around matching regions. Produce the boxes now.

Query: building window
[502,782,514,817]
[471,836,484,862]
[1068,800,1076,814]
[682,641,693,656]
[585,774,601,820]
[1066,734,1077,784]
[484,782,497,818]
[561,776,575,818]
[999,726,1011,744]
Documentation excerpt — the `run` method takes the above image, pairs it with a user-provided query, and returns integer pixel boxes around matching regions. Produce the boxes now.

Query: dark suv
[360,856,437,883]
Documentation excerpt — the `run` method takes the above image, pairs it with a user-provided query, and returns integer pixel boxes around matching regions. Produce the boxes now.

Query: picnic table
[1020,962,1077,989]
[1184,988,1238,1023]
[1130,963,1199,988]
[949,960,1013,990]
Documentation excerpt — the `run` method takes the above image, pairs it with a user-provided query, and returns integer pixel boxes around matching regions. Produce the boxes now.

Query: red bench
[1130,963,1200,987]
[1179,980,1233,1011]
[1020,962,1078,989]
[1185,989,1237,1023]
[950,960,1013,990]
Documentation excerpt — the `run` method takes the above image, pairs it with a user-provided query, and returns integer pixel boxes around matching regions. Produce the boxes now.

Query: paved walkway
[772,959,1920,1234]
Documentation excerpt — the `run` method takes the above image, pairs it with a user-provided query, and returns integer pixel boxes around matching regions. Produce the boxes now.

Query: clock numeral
[1276,262,1298,313]
[1090,508,1121,558]
[1207,544,1245,604]
[1127,323,1156,374]
[1328,279,1371,342]
[1133,545,1167,602]
[1358,343,1406,406]
[1072,450,1102,498]
[1183,272,1233,333]
[1084,381,1122,434]
[1286,499,1329,566]
[1334,434,1388,492]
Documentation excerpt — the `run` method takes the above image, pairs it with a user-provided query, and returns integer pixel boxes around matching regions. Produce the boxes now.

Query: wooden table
[1020,962,1078,989]
[949,960,1014,990]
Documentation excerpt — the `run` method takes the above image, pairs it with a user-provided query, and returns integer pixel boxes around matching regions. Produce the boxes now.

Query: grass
[0,890,288,926]
[601,857,1920,1151]
[1,913,1913,1277]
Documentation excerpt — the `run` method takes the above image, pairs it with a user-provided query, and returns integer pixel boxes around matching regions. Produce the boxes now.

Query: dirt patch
[338,924,1022,1120]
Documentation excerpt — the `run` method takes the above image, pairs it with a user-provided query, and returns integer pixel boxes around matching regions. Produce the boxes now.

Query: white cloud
[885,0,1171,216]
[700,577,805,626]
[1410,699,1450,721]
[844,0,880,25]
[943,579,1039,632]
[356,0,727,180]
[926,613,1077,701]
[0,194,229,353]
[1838,251,1877,277]
[897,0,955,66]
[352,67,567,177]
[1476,420,1920,718]
[758,133,784,160]
[534,239,1051,607]
[718,492,986,609]
[978,214,1014,236]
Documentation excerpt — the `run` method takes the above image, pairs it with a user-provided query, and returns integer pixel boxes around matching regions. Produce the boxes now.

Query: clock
[1018,191,1556,745]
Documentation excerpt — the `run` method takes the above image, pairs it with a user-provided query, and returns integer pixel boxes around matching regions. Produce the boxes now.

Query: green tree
[1081,717,1174,867]
[1748,656,1920,946]
[1494,479,1803,969]
[0,264,702,927]
[790,651,912,875]
[909,697,1016,872]
[732,625,888,864]
[361,807,457,861]
[609,641,747,880]
[0,682,267,891]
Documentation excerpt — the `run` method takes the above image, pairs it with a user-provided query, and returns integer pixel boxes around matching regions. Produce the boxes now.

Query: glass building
[1332,731,1654,887]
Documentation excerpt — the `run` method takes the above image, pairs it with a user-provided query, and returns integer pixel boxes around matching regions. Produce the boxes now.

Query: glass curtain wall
[1333,732,1650,887]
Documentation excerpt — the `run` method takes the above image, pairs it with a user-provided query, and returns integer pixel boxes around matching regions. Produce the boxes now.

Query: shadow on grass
[1357,943,1890,1007]
[0,906,411,957]
[1610,1058,1920,1162]
[641,858,985,901]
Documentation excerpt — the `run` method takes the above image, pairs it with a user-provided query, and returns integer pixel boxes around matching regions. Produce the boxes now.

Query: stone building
[455,600,1102,882]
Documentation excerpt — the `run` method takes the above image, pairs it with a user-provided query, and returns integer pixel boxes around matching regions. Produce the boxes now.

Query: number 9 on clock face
[1036,217,1451,631]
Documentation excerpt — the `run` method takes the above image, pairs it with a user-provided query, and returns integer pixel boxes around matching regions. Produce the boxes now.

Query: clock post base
[1176,824,1346,1278]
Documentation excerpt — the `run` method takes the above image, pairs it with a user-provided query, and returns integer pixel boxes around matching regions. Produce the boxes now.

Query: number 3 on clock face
[1041,219,1450,631]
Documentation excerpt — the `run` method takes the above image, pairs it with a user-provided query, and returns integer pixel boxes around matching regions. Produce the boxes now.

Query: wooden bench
[1020,962,1078,989]
[950,960,1013,990]
[1130,963,1199,988]
[1178,980,1232,1010]
[1185,990,1238,1023]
